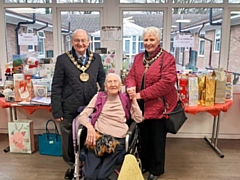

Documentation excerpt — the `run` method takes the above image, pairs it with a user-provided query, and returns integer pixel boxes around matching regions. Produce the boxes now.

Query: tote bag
[38,119,62,156]
[8,120,35,154]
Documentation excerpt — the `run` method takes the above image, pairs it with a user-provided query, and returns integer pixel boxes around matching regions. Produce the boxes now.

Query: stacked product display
[178,68,233,107]
[3,54,54,105]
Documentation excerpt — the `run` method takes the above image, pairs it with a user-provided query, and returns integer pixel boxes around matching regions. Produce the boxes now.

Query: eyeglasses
[73,39,88,44]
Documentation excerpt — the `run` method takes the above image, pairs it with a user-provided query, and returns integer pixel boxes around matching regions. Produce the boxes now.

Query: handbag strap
[159,54,181,114]
[46,119,60,135]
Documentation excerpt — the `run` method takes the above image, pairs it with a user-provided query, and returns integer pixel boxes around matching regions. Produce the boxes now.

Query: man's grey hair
[105,73,121,84]
[71,29,90,40]
[142,26,161,42]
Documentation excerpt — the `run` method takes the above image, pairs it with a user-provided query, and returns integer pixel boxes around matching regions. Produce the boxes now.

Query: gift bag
[118,154,144,180]
[179,74,189,106]
[213,68,226,103]
[226,72,234,100]
[14,79,34,102]
[38,119,62,156]
[198,74,206,105]
[8,120,35,154]
[202,75,216,106]
[188,75,198,106]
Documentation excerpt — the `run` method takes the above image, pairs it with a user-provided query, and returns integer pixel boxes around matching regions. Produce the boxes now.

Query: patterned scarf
[144,45,161,61]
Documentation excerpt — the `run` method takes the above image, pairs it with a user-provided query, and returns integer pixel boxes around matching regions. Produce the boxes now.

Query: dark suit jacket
[51,48,105,119]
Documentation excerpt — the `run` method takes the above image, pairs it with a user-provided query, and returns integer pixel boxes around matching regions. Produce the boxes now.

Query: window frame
[198,32,205,56]
[214,29,221,53]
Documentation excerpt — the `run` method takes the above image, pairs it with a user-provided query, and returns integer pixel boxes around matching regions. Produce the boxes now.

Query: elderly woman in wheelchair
[76,73,142,180]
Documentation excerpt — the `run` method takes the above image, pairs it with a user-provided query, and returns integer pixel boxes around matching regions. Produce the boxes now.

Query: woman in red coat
[126,26,178,180]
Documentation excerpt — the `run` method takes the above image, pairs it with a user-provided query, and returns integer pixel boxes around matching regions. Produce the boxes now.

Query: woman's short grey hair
[142,27,161,41]
[105,73,121,84]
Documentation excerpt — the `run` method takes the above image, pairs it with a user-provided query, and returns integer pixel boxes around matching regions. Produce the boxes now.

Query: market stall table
[185,100,233,158]
[0,98,233,157]
[0,98,51,152]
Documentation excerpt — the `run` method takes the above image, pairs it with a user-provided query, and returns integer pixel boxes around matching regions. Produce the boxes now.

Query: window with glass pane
[173,0,223,3]
[57,0,103,3]
[60,11,100,53]
[138,36,144,52]
[199,40,205,56]
[120,0,166,3]
[122,11,164,70]
[92,37,100,51]
[172,8,223,70]
[227,11,240,85]
[4,0,52,3]
[38,38,45,57]
[124,39,130,54]
[198,33,205,56]
[229,0,240,3]
[132,36,137,54]
[28,45,34,52]
[4,8,52,63]
[94,42,100,49]
[214,29,221,52]
[170,38,174,55]
[66,36,71,51]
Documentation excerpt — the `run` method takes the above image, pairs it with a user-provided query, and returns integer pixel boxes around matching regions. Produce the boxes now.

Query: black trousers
[138,118,167,176]
[60,118,75,168]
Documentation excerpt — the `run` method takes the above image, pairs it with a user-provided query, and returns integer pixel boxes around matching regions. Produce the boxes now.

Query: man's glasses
[73,39,88,44]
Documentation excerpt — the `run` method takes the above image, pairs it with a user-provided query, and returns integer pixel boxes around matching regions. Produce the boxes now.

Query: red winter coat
[126,50,178,120]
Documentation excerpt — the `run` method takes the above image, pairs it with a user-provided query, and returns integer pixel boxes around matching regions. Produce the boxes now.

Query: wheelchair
[73,118,141,180]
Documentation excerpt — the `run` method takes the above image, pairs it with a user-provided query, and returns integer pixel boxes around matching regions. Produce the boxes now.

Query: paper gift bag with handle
[118,154,144,180]
[213,68,226,103]
[226,72,234,100]
[8,120,35,154]
[14,79,34,102]
[38,119,62,156]
[203,75,216,106]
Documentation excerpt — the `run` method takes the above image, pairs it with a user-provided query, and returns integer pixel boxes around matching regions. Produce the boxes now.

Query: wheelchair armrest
[77,125,87,148]
[78,124,86,131]
[127,121,137,136]
[125,121,138,152]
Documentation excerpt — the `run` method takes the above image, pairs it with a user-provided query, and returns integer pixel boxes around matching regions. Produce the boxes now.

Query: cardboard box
[8,120,35,154]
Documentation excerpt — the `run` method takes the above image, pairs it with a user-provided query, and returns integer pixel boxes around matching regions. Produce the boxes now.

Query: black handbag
[160,54,187,134]
[163,99,187,134]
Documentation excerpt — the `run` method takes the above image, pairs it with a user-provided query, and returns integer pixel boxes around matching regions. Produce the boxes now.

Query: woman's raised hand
[127,86,136,99]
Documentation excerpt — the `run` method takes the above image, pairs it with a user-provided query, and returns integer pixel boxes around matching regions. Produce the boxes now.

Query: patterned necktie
[78,56,85,65]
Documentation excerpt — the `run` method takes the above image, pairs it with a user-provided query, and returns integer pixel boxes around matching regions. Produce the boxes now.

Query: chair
[73,120,141,180]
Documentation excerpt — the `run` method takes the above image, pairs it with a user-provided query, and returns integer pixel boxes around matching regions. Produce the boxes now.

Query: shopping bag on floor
[8,120,35,154]
[38,119,62,156]
[118,154,144,180]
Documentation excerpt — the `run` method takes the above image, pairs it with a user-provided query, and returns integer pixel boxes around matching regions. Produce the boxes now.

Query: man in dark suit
[51,29,105,179]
